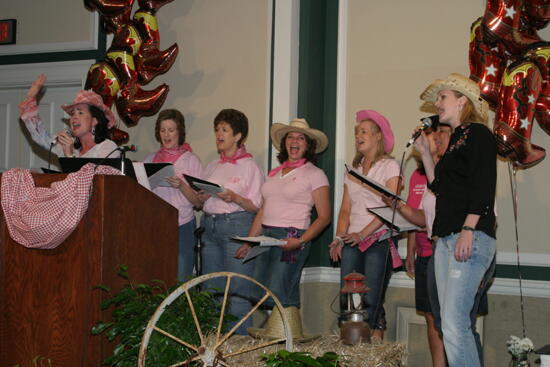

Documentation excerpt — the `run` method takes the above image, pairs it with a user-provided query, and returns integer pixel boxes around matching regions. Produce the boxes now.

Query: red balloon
[493,60,545,168]
[524,44,550,135]
[115,83,169,126]
[469,17,508,108]
[135,43,178,84]
[84,61,121,108]
[85,0,135,34]
[110,127,130,145]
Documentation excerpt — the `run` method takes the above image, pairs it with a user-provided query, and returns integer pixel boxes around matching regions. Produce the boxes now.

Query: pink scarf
[268,158,307,177]
[218,145,252,164]
[358,229,403,269]
[152,143,192,163]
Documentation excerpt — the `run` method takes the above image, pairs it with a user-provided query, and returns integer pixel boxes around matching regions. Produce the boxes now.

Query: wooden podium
[0,174,178,366]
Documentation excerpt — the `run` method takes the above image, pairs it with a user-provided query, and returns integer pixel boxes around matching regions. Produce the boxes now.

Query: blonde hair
[352,120,391,168]
[453,91,488,125]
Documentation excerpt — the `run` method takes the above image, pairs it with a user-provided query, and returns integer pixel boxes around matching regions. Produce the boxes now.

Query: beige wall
[0,0,93,45]
[346,0,550,255]
[127,0,271,171]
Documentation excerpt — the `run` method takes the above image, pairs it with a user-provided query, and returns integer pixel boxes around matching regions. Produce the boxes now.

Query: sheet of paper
[232,235,286,247]
[148,164,175,189]
[132,162,151,190]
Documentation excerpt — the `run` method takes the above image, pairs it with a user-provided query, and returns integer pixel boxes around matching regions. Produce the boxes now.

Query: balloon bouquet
[469,0,549,169]
[84,0,179,143]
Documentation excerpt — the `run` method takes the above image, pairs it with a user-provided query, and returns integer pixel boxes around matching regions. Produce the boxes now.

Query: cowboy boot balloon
[493,60,545,168]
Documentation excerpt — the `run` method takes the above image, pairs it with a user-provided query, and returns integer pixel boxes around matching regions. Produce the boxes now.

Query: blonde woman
[329,110,402,340]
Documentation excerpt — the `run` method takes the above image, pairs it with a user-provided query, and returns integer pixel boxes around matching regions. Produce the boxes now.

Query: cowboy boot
[85,0,135,33]
[133,10,179,84]
[115,83,169,126]
[109,127,130,145]
[494,59,546,168]
[84,61,121,108]
[469,17,508,108]
[481,0,541,54]
[524,43,550,135]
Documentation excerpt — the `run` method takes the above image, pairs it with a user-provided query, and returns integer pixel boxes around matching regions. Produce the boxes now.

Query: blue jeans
[178,218,197,281]
[339,239,394,330]
[434,231,496,367]
[253,226,309,308]
[428,252,496,367]
[201,211,256,335]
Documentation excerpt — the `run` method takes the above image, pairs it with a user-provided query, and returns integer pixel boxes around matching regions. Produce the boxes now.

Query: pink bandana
[152,143,192,163]
[358,229,403,269]
[268,158,307,177]
[218,145,252,164]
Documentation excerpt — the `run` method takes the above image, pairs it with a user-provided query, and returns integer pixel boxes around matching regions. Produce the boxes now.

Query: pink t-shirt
[202,156,264,214]
[145,151,203,225]
[406,169,433,257]
[345,158,400,234]
[261,162,329,229]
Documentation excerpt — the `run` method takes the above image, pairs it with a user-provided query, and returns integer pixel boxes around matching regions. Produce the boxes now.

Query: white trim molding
[0,60,92,89]
[0,14,100,56]
[301,266,550,298]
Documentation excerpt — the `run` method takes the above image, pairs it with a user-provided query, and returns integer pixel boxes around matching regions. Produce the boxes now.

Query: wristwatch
[462,225,475,232]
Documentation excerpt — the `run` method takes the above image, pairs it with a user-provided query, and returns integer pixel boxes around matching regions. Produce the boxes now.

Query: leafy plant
[262,350,344,367]
[92,265,226,366]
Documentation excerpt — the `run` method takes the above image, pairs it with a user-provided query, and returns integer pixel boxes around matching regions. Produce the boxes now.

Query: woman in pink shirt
[199,108,264,335]
[236,119,331,336]
[329,110,401,340]
[144,109,203,281]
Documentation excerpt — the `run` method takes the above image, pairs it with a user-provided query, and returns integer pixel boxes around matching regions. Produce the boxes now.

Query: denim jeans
[253,226,309,308]
[434,231,496,367]
[339,239,394,330]
[178,218,197,281]
[201,211,256,335]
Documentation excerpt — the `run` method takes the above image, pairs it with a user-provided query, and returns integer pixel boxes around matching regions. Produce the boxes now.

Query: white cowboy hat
[420,73,489,122]
[270,118,329,154]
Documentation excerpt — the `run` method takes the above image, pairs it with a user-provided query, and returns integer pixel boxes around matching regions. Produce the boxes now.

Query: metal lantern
[340,272,371,345]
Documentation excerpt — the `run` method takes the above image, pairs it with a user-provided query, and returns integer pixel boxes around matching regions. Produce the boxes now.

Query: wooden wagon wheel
[138,271,293,367]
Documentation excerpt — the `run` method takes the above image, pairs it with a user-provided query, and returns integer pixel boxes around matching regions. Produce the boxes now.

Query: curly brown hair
[213,109,249,147]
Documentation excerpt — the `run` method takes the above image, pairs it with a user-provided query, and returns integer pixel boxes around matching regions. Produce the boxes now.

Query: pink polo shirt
[202,156,264,214]
[346,158,400,234]
[145,151,203,225]
[406,169,433,257]
[261,162,329,229]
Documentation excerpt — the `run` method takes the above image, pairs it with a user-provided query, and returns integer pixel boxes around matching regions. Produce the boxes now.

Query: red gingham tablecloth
[1,163,122,249]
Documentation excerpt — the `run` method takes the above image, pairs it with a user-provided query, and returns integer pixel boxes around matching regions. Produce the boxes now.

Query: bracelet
[462,225,476,232]
[298,237,306,249]
[334,236,344,246]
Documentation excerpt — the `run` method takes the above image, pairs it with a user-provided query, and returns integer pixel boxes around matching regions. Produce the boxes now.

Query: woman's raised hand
[27,74,47,100]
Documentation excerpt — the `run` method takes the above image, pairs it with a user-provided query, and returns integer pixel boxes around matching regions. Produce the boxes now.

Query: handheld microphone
[51,129,73,145]
[406,115,439,147]
[118,144,138,152]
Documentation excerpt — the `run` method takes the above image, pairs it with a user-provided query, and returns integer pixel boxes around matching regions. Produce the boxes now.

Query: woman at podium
[198,108,264,335]
[19,74,119,158]
[145,109,203,280]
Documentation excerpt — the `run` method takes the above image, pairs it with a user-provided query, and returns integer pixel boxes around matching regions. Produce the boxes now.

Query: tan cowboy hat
[420,73,489,122]
[271,118,329,154]
[248,306,319,343]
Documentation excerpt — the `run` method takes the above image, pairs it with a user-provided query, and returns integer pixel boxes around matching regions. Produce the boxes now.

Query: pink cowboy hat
[61,90,116,129]
[356,109,395,153]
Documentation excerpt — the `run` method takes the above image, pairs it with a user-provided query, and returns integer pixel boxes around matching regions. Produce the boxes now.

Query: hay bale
[220,335,406,367]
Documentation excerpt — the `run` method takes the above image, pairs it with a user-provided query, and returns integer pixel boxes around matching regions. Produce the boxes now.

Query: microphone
[406,115,439,147]
[51,129,73,145]
[118,144,138,152]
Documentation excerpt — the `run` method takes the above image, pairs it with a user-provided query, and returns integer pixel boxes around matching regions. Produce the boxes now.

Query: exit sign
[0,19,16,45]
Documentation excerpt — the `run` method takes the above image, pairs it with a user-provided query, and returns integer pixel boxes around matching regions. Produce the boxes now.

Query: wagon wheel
[138,271,293,367]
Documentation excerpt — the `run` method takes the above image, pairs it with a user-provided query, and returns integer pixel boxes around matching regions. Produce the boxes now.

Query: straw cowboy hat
[420,73,489,122]
[248,306,319,343]
[271,118,329,154]
[62,90,117,129]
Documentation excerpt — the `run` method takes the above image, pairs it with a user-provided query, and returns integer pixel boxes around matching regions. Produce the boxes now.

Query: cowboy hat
[270,118,328,154]
[355,110,395,153]
[420,73,489,122]
[62,90,117,129]
[248,306,319,343]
